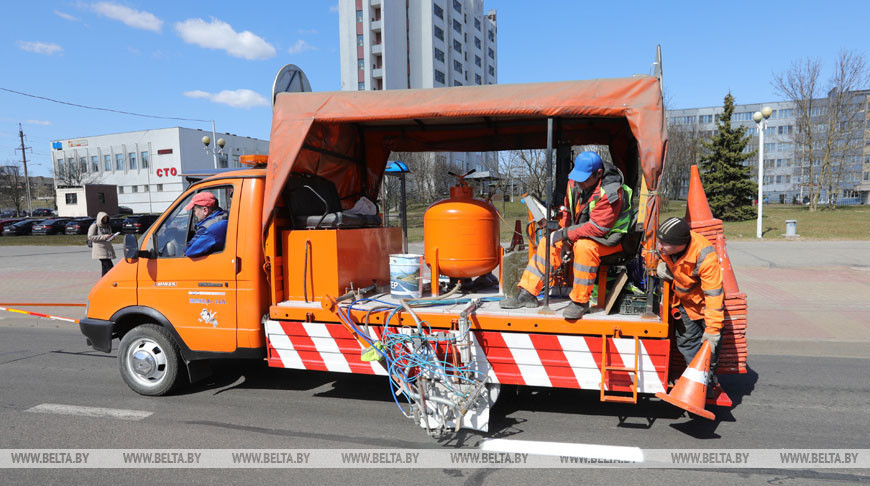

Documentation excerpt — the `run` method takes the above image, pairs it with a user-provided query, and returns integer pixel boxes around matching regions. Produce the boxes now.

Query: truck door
[138,183,240,353]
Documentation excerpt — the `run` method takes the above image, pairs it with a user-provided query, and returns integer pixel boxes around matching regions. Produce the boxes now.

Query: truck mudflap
[264,319,670,432]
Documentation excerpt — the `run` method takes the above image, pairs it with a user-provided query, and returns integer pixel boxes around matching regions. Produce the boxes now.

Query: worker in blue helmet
[501,151,633,319]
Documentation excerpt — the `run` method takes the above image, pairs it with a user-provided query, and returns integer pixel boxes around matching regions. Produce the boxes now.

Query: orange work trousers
[518,238,623,303]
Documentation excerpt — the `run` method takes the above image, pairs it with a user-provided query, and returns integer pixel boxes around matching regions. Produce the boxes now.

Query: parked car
[0,218,23,235]
[31,218,71,235]
[2,219,41,236]
[31,208,55,217]
[122,214,159,234]
[0,210,19,218]
[117,206,134,215]
[64,218,96,235]
[109,217,126,233]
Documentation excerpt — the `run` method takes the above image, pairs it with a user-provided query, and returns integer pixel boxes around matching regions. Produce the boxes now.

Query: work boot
[499,289,539,309]
[563,301,590,320]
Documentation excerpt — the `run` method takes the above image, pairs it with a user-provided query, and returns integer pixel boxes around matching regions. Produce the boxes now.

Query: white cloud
[17,41,63,55]
[92,2,163,33]
[184,89,269,109]
[54,10,80,22]
[175,18,275,60]
[25,120,52,126]
[288,39,317,55]
[298,28,318,35]
[329,4,338,13]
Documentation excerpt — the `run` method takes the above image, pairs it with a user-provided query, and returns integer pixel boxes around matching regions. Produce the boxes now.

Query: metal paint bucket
[389,254,423,299]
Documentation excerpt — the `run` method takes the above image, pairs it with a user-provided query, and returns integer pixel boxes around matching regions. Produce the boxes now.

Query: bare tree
[774,51,868,211]
[501,149,548,200]
[0,161,27,214]
[661,123,705,200]
[53,157,98,187]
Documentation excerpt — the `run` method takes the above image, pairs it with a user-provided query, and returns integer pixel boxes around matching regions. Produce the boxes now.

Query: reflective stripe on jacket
[561,164,630,245]
[662,231,724,333]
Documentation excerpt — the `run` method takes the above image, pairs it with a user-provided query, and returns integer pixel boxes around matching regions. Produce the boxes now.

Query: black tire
[118,324,183,396]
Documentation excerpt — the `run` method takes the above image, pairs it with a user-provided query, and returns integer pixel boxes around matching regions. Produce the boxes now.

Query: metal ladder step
[599,334,639,404]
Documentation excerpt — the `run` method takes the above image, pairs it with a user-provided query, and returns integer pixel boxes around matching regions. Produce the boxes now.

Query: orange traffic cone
[714,233,742,298]
[685,165,722,229]
[656,340,716,420]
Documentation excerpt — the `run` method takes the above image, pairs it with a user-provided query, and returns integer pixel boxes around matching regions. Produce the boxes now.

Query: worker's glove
[560,241,573,263]
[656,261,673,281]
[702,331,721,350]
[550,228,568,243]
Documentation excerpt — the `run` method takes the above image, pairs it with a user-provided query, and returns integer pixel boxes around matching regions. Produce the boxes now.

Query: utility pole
[16,123,33,217]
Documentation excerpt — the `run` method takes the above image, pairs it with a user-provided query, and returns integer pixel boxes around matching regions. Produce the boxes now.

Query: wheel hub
[131,350,156,377]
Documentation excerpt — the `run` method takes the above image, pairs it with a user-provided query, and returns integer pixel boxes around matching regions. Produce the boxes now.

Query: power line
[0,87,211,123]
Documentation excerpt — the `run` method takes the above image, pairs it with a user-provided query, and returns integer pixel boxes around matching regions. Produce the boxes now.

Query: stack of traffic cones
[669,165,748,375]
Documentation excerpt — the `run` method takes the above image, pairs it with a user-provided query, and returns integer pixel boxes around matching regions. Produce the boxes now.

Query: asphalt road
[1,242,870,484]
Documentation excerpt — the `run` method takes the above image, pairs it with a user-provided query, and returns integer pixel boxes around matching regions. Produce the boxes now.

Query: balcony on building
[370,19,382,32]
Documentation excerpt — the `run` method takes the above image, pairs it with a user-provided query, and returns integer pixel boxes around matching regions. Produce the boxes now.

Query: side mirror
[124,234,140,262]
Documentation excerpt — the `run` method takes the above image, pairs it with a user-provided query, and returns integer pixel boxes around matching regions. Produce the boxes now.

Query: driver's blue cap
[568,151,603,182]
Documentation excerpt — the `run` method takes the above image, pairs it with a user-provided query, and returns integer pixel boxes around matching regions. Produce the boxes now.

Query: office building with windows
[667,92,870,204]
[338,0,498,174]
[50,127,269,214]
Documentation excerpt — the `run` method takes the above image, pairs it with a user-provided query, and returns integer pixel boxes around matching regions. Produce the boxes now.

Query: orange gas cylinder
[424,181,500,279]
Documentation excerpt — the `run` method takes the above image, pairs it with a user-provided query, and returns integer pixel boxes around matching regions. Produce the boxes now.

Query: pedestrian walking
[88,211,117,276]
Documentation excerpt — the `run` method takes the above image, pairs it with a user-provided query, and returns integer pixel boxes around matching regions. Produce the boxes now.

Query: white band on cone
[682,367,708,384]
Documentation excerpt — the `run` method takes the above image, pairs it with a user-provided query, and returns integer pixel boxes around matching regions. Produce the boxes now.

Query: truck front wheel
[119,324,183,396]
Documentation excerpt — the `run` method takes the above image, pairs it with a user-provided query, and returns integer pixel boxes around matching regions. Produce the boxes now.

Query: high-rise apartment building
[338,0,498,174]
[667,91,870,204]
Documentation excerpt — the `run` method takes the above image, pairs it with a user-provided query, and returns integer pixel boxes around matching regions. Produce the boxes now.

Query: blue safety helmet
[568,151,603,182]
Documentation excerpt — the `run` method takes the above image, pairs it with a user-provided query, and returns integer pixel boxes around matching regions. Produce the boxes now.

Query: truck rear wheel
[119,324,183,396]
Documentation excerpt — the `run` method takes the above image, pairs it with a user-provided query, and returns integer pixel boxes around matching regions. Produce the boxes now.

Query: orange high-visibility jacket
[662,232,724,333]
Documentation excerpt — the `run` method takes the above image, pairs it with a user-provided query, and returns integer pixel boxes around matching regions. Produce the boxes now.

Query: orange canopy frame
[264,76,668,235]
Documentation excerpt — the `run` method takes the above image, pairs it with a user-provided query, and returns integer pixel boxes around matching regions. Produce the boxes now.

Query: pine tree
[698,93,757,221]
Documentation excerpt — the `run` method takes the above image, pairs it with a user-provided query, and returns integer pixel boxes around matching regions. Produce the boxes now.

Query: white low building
[50,127,269,214]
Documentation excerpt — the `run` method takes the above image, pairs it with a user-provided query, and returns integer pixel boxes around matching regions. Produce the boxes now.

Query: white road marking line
[480,438,644,462]
[26,404,152,421]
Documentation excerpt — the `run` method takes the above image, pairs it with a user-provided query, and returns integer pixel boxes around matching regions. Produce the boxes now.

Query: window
[118,186,124,194]
[764,142,776,152]
[434,4,443,19]
[358,58,365,70]
[699,114,714,124]
[434,25,444,41]
[732,112,753,122]
[785,175,791,183]
[65,193,77,205]
[776,175,783,184]
[474,18,481,30]
[488,47,494,59]
[131,185,138,193]
[778,142,793,152]
[778,125,794,135]
[80,157,87,173]
[434,47,445,62]
[454,60,462,73]
[475,55,481,67]
[453,39,462,53]
[129,152,136,170]
[91,156,99,172]
[142,185,149,192]
[358,82,365,90]
[141,151,149,169]
[474,37,481,49]
[116,153,123,171]
[475,74,482,85]
[156,184,163,192]
[98,192,105,204]
[357,34,364,47]
[488,65,494,76]
[488,30,494,42]
[453,0,461,13]
[454,80,462,86]
[434,70,445,83]
[151,185,233,258]
[453,19,462,33]
[356,9,363,22]
[779,108,794,118]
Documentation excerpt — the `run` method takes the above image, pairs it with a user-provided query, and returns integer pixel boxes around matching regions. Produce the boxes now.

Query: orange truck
[80,70,747,433]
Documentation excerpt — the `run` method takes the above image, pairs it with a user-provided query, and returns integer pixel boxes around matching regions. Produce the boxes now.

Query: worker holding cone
[656,217,724,392]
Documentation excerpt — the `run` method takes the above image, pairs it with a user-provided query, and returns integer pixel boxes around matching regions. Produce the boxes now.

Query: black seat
[283,174,380,229]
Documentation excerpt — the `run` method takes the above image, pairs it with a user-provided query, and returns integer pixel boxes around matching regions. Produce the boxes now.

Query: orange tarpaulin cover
[265,76,667,231]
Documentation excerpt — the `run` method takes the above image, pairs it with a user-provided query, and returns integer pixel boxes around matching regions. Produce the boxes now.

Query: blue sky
[2,0,868,178]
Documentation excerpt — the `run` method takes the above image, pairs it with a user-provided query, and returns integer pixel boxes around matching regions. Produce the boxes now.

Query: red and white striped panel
[265,320,668,394]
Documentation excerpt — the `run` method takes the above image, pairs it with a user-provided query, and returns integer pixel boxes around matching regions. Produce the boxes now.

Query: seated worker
[500,151,632,319]
[184,191,228,258]
[656,217,724,390]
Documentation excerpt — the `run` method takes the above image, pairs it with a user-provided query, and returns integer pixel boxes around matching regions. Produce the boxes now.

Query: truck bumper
[80,317,114,353]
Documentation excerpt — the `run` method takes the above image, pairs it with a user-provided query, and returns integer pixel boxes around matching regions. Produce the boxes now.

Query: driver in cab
[184,192,228,258]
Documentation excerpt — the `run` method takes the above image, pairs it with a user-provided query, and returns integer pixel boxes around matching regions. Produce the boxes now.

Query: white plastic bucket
[389,254,423,299]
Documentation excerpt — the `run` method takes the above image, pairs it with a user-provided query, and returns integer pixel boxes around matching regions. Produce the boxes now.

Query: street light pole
[753,106,772,239]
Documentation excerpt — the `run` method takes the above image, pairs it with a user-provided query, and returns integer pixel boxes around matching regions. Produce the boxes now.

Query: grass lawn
[0,234,91,246]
